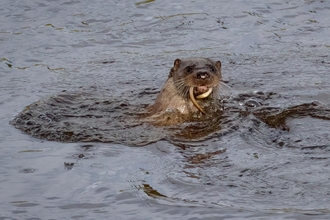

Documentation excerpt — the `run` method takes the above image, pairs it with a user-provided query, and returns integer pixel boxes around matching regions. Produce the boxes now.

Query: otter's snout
[196,72,210,79]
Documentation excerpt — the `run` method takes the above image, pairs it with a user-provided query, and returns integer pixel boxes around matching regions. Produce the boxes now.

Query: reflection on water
[1,0,330,219]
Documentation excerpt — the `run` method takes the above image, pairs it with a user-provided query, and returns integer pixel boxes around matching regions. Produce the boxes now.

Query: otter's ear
[173,59,182,71]
[215,61,221,70]
[169,59,181,78]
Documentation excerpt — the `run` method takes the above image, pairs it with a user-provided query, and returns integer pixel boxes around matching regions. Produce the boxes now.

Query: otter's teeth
[189,87,206,114]
[196,88,213,99]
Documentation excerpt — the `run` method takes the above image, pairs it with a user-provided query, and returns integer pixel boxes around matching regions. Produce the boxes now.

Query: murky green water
[1,0,330,219]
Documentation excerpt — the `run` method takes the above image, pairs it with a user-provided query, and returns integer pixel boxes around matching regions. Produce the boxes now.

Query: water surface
[1,0,330,219]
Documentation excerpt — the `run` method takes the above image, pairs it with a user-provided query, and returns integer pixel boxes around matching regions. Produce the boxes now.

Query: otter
[145,57,223,125]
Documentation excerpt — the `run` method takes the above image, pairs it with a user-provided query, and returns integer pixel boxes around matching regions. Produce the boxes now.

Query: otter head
[169,58,222,114]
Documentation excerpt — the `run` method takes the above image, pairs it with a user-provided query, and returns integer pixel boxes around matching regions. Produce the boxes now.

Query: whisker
[216,81,235,100]
[174,79,190,98]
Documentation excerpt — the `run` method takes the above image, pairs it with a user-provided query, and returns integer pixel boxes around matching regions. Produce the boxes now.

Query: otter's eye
[210,66,216,72]
[186,67,193,73]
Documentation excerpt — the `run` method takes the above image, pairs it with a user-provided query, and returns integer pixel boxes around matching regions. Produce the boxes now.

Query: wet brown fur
[147,57,222,117]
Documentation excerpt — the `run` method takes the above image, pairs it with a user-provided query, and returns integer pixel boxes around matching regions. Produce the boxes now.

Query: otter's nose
[196,72,210,79]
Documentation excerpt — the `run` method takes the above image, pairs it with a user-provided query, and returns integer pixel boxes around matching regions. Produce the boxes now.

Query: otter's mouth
[189,86,213,114]
[196,86,213,99]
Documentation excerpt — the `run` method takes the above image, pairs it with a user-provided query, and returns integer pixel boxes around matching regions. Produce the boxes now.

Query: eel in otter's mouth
[189,86,213,114]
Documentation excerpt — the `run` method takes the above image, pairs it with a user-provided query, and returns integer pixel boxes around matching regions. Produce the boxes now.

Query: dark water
[1,0,330,219]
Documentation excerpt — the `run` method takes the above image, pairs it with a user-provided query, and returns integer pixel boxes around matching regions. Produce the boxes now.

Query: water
[1,0,330,219]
